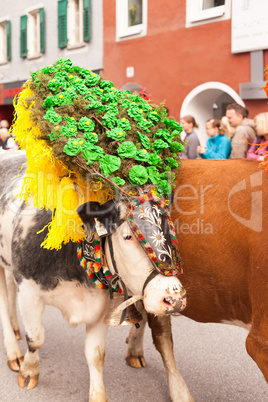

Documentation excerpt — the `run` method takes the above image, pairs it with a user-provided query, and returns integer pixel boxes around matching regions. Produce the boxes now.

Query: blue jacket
[199,134,231,159]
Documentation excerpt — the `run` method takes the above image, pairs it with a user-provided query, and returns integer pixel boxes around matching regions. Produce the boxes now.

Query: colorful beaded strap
[77,236,123,293]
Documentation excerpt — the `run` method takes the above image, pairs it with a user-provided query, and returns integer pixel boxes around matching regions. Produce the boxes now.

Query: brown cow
[126,158,268,398]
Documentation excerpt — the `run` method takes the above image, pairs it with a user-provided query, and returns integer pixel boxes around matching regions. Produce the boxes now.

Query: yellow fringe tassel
[13,82,114,250]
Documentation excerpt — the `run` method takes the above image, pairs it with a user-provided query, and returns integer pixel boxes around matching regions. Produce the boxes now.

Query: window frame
[58,0,91,50]
[0,18,11,64]
[21,5,45,60]
[116,0,147,41]
[186,0,231,27]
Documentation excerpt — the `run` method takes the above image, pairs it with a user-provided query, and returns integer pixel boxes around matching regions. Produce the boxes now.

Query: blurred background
[0,0,267,146]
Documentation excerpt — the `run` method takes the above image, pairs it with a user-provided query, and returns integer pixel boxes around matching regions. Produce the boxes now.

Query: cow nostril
[163,297,173,306]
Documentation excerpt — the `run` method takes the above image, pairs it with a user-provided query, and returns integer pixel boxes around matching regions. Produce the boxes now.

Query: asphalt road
[0,306,267,402]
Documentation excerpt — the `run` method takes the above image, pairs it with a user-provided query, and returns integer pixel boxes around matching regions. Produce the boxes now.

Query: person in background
[0,119,18,150]
[197,118,231,159]
[180,115,200,159]
[226,103,256,158]
[219,116,235,139]
[247,112,268,161]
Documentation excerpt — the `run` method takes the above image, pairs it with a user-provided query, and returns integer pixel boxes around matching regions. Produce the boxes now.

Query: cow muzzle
[162,287,186,314]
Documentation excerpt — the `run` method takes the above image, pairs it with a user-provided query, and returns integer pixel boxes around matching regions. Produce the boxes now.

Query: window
[186,0,230,27]
[0,20,11,63]
[20,8,45,59]
[116,0,147,40]
[58,0,91,49]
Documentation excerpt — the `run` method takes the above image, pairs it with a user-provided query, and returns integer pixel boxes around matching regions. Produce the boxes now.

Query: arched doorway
[180,82,245,146]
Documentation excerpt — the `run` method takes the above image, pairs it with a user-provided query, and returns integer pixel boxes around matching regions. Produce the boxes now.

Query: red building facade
[103,0,268,145]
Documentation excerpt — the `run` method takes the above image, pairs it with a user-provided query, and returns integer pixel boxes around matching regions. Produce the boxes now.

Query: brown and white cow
[126,158,268,396]
[0,151,191,402]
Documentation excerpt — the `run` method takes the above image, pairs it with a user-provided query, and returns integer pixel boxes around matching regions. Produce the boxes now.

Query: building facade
[102,0,268,145]
[0,0,103,123]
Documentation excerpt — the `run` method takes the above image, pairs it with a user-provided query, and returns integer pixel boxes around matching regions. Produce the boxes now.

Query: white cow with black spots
[0,150,193,402]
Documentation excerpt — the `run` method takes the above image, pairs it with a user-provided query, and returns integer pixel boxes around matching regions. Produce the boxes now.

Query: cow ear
[77,200,122,237]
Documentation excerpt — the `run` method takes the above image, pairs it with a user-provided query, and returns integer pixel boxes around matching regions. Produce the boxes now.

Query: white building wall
[0,0,103,85]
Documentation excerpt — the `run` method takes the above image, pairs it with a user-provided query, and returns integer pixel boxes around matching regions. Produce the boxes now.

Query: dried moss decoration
[26,58,184,194]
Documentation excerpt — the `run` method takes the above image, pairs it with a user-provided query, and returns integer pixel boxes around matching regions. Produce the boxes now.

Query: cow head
[77,195,186,316]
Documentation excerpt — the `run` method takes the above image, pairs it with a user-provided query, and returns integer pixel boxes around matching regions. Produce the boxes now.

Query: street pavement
[0,306,267,402]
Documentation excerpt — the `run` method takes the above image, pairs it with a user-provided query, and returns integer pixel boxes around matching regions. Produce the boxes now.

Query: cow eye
[123,234,133,241]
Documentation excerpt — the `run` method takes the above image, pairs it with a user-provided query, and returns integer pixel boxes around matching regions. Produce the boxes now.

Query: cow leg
[17,283,45,390]
[148,314,194,402]
[85,321,109,402]
[5,270,21,340]
[0,266,24,371]
[125,312,147,368]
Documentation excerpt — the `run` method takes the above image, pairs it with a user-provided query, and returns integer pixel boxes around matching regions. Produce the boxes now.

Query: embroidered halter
[77,192,182,295]
[126,193,182,276]
[77,235,123,293]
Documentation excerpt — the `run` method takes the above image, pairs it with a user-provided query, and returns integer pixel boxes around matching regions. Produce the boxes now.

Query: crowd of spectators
[180,103,267,161]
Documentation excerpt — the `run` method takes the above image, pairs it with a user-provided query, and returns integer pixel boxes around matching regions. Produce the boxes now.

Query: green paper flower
[87,100,105,111]
[127,105,145,121]
[79,68,92,78]
[134,149,149,162]
[129,165,148,186]
[105,103,118,114]
[157,180,172,195]
[63,138,84,156]
[64,116,77,124]
[171,129,182,138]
[121,99,131,108]
[70,65,83,74]
[82,145,104,165]
[83,131,98,144]
[162,118,183,133]
[85,72,101,86]
[147,166,161,184]
[91,87,103,97]
[137,131,151,150]
[154,129,171,143]
[148,153,163,167]
[102,112,117,128]
[137,118,154,133]
[56,58,73,71]
[112,177,126,186]
[100,155,121,176]
[153,139,169,154]
[62,123,78,138]
[148,111,161,123]
[164,157,179,169]
[117,118,132,131]
[47,77,67,93]
[75,82,91,95]
[117,141,137,158]
[106,127,126,141]
[100,93,118,103]
[78,117,95,132]
[169,141,184,153]
[100,80,114,89]
[160,171,175,182]
[55,89,78,106]
[44,108,62,124]
[43,96,59,108]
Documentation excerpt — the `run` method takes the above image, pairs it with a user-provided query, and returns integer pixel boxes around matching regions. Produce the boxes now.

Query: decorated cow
[0,59,192,401]
[125,158,268,398]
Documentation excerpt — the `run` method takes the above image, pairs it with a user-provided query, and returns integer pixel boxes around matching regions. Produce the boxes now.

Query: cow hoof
[14,329,21,340]
[125,355,146,368]
[7,356,24,372]
[27,375,39,390]
[18,373,39,390]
